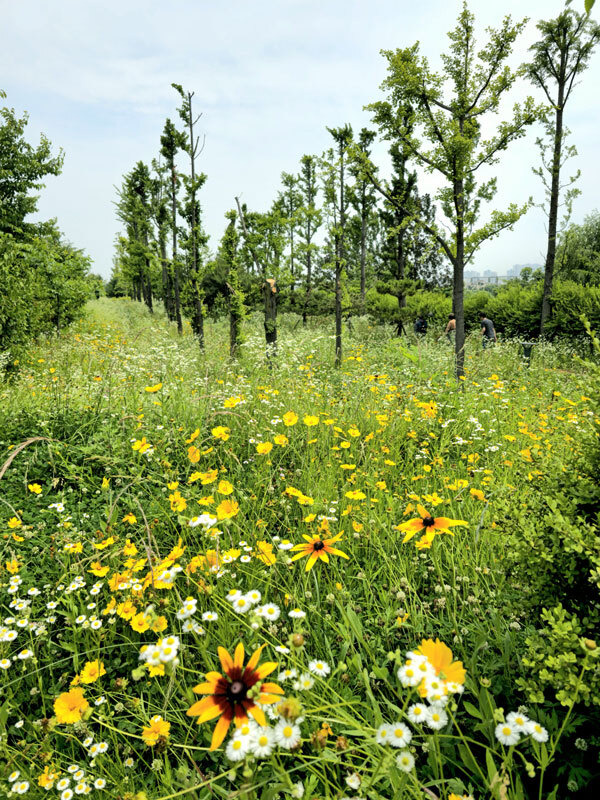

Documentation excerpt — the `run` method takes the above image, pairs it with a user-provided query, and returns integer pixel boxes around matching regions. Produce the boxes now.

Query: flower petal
[209,713,232,751]
[245,644,266,673]
[327,547,350,559]
[248,704,267,726]
[233,642,245,670]
[254,661,278,679]
[218,647,233,673]
[305,551,320,571]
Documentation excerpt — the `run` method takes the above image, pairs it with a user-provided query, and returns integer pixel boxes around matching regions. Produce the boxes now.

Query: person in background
[414,314,428,336]
[479,311,497,349]
[443,313,456,343]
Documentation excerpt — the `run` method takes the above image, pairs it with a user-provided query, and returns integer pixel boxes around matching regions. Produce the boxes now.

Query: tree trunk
[159,236,172,319]
[360,184,367,308]
[187,92,204,349]
[264,278,277,354]
[170,164,183,335]
[335,149,346,369]
[453,177,465,381]
[540,100,565,338]
[303,240,311,326]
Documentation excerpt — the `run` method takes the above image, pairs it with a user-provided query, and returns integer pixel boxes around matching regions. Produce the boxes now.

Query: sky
[3,0,600,279]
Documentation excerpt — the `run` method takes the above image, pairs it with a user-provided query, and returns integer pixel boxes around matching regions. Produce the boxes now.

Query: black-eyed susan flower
[187,643,283,750]
[395,504,467,548]
[290,532,349,571]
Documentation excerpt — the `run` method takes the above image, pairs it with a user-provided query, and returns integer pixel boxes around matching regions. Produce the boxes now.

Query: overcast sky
[3,0,600,279]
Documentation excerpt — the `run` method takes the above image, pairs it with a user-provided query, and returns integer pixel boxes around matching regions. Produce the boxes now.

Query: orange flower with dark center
[395,504,467,547]
[290,532,349,571]
[187,643,284,750]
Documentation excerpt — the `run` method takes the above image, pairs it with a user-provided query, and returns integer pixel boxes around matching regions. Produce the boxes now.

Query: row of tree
[111,2,600,376]
[0,91,95,359]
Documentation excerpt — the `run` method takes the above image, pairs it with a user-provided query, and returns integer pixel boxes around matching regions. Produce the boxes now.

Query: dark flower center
[422,516,435,527]
[227,680,247,701]
[313,540,325,551]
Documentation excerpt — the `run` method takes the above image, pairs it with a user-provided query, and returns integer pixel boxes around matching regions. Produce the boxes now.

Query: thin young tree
[348,128,377,309]
[278,172,302,308]
[160,118,185,335]
[172,84,208,347]
[297,155,322,326]
[221,210,245,358]
[150,158,174,319]
[323,125,353,368]
[367,2,540,378]
[526,5,600,336]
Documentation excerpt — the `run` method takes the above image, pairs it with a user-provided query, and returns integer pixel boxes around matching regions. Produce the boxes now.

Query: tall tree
[277,172,302,308]
[367,3,539,378]
[160,118,185,335]
[526,5,600,336]
[235,198,284,354]
[323,125,353,368]
[172,84,209,347]
[0,105,63,236]
[150,158,174,319]
[297,155,322,326]
[220,210,245,358]
[348,128,377,308]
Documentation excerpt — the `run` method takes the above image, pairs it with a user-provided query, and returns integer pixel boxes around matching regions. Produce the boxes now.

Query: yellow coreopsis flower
[54,688,89,724]
[303,415,319,427]
[122,512,137,525]
[142,715,171,746]
[217,480,234,495]
[78,660,106,684]
[282,411,298,426]
[188,445,201,463]
[7,517,22,529]
[169,491,187,512]
[5,559,20,574]
[216,499,240,521]
[212,426,230,441]
[274,434,289,446]
[256,442,273,455]
[144,382,163,393]
[28,483,42,494]
[88,561,109,577]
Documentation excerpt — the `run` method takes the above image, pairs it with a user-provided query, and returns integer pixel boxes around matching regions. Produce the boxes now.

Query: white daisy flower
[525,721,549,743]
[389,722,412,748]
[308,659,330,677]
[274,720,302,749]
[426,707,448,731]
[495,721,520,746]
[396,750,415,772]
[375,723,392,744]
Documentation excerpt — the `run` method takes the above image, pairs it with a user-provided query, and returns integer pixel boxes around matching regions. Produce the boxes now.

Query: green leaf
[463,700,484,720]
[585,0,595,15]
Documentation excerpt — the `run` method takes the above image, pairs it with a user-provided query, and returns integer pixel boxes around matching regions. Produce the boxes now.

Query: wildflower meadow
[1,298,599,799]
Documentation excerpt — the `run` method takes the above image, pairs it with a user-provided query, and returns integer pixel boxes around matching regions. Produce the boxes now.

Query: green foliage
[517,605,600,706]
[556,209,600,285]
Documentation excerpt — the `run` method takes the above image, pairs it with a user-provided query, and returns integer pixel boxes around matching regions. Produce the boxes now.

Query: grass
[0,298,597,799]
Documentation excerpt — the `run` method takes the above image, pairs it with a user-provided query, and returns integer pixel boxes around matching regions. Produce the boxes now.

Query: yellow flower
[186,428,200,443]
[28,483,42,494]
[142,715,171,746]
[199,469,218,485]
[303,415,319,427]
[217,480,234,495]
[132,437,151,454]
[216,499,240,521]
[188,445,201,463]
[395,504,468,548]
[7,517,22,529]
[144,382,163,393]
[130,612,150,633]
[117,600,137,620]
[255,541,276,565]
[93,536,115,550]
[345,490,366,500]
[88,561,109,577]
[101,477,110,490]
[5,559,20,574]
[224,396,243,408]
[348,427,360,438]
[54,687,89,724]
[470,488,485,501]
[169,491,187,512]
[78,660,106,684]
[122,512,137,525]
[273,434,288,446]
[212,426,230,441]
[290,532,350,571]
[151,615,168,633]
[256,442,273,455]
[123,539,138,556]
[282,411,298,426]
[38,766,58,789]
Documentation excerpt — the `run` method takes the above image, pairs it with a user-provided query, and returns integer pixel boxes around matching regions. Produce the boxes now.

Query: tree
[220,210,245,358]
[0,105,63,236]
[235,198,284,353]
[297,155,322,325]
[115,162,155,312]
[172,84,209,346]
[277,172,302,308]
[160,118,186,334]
[323,125,353,368]
[555,210,600,284]
[348,129,378,308]
[526,5,600,335]
[150,158,174,319]
[367,3,539,378]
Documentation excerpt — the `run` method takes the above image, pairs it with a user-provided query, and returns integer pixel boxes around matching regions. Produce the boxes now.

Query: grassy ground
[0,298,597,799]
